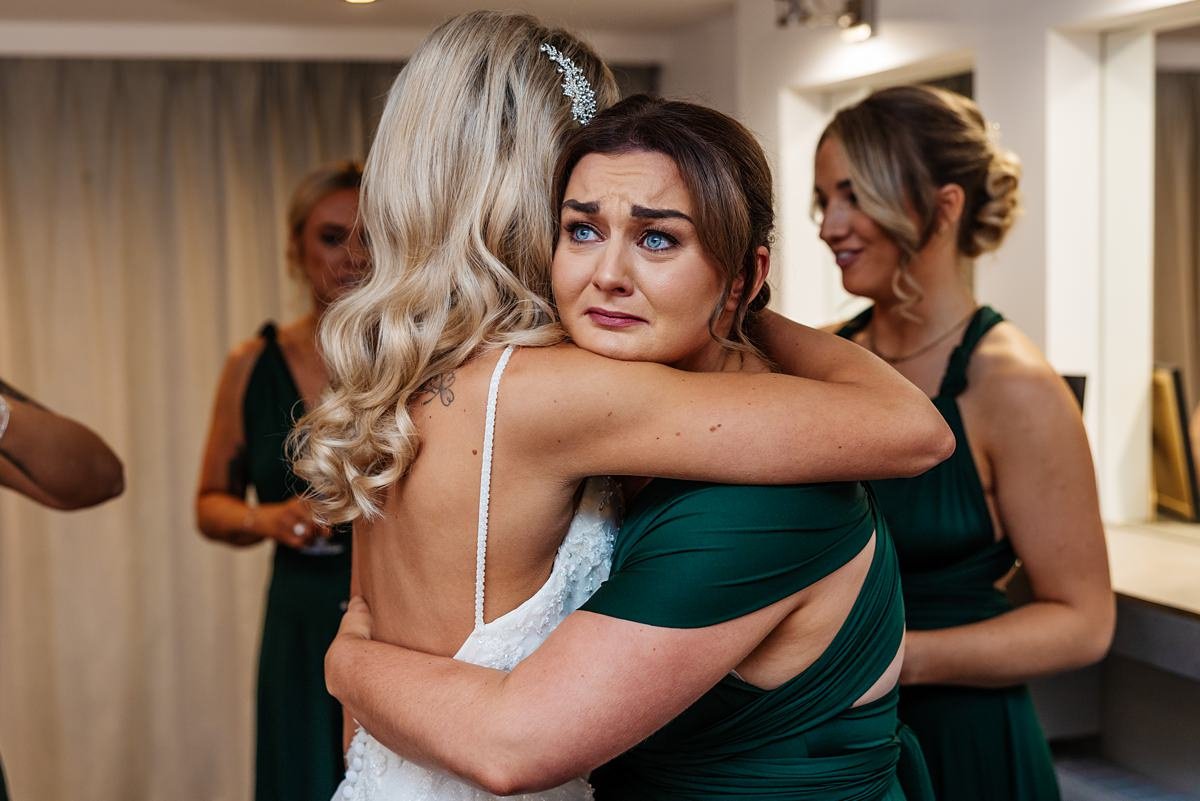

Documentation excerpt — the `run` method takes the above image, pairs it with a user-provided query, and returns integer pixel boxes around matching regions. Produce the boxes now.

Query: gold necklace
[867,307,978,364]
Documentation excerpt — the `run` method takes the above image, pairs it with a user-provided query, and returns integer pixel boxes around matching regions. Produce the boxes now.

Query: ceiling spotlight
[344,0,378,4]
[777,0,877,42]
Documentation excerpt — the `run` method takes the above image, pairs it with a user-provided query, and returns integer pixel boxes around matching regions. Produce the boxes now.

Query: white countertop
[1106,521,1200,616]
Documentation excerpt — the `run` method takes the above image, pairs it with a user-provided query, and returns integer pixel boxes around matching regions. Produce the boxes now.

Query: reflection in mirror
[1151,365,1200,520]
[1155,26,1200,485]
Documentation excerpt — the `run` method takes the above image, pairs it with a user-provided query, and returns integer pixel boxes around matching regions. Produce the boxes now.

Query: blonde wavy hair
[818,85,1022,320]
[291,11,619,523]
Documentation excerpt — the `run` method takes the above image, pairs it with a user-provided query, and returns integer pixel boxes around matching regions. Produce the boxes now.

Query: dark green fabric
[838,306,1060,801]
[899,685,1058,801]
[583,481,930,800]
[0,757,8,801]
[244,323,351,801]
[583,481,876,627]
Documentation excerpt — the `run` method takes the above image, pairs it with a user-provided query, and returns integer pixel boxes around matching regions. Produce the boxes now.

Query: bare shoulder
[966,321,1079,433]
[223,335,268,385]
[200,333,268,459]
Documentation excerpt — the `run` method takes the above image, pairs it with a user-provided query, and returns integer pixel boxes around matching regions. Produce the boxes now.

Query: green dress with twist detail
[838,306,1060,801]
[581,480,933,800]
[244,323,352,801]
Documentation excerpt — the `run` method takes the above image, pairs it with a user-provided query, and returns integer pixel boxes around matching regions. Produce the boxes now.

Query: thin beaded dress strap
[474,345,516,629]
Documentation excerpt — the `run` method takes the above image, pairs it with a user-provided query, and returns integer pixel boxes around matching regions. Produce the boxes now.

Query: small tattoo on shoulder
[419,372,456,407]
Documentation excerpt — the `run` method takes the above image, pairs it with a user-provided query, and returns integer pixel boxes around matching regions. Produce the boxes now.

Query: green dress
[838,307,1060,801]
[244,323,352,801]
[581,480,933,800]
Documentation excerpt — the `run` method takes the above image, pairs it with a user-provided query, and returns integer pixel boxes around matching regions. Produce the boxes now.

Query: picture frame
[1151,364,1199,521]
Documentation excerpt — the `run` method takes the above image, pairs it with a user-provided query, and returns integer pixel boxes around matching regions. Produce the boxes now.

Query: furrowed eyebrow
[631,205,693,223]
[562,199,600,214]
[836,179,853,192]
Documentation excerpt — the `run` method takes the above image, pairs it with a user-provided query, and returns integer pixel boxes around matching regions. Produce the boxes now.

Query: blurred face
[552,151,734,371]
[294,188,368,308]
[813,136,904,303]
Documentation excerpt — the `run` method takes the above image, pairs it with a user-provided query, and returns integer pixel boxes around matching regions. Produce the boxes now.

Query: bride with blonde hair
[295,11,951,800]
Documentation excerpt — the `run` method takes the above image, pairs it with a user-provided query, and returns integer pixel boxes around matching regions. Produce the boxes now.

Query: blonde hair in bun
[818,85,1021,315]
[969,146,1021,257]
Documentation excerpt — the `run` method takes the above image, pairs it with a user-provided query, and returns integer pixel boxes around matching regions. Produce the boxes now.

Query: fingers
[276,505,312,548]
[278,497,328,548]
[288,519,315,548]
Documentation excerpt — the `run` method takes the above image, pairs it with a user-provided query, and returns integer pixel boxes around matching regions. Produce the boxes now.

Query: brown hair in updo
[553,94,775,358]
[819,85,1021,313]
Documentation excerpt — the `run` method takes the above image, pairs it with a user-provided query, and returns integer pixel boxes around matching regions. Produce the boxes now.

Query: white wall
[659,11,737,115]
[0,14,736,123]
[1158,31,1200,67]
[0,19,674,66]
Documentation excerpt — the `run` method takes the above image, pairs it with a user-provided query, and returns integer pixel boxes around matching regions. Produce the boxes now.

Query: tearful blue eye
[571,225,599,242]
[643,232,672,251]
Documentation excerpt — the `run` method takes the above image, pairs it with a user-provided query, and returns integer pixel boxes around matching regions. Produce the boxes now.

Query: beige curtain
[1155,72,1200,412]
[0,57,399,801]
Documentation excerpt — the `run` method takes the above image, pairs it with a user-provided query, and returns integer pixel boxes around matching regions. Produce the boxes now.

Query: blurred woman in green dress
[814,85,1115,800]
[195,161,366,801]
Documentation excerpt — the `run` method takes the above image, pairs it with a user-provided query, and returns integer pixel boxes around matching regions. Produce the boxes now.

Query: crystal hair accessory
[539,42,597,125]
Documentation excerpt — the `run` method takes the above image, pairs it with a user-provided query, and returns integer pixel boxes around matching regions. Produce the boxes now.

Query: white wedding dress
[333,346,620,801]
